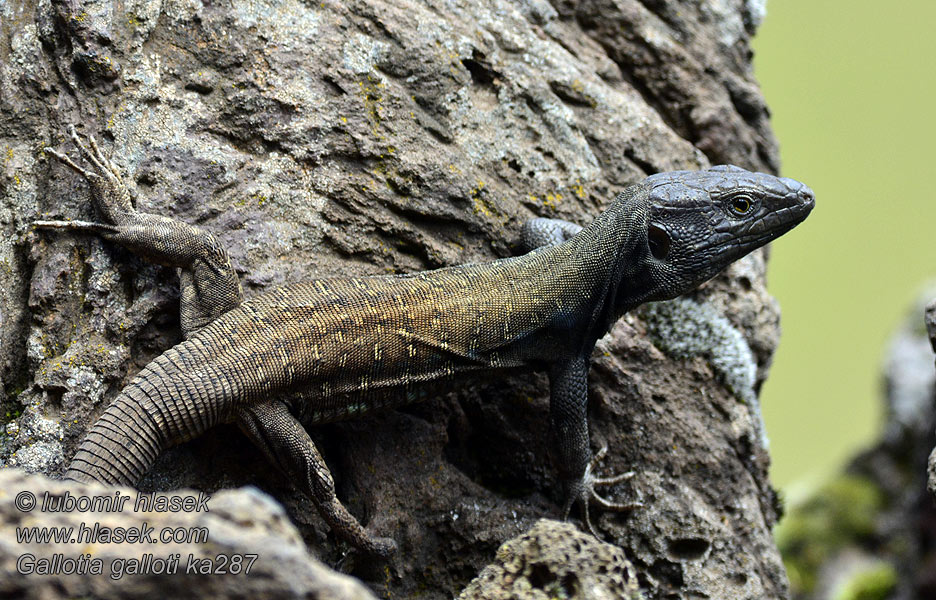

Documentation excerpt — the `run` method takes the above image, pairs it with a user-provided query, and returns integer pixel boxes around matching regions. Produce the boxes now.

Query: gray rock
[1,0,788,597]
[925,296,936,497]
[459,519,643,600]
[0,468,377,599]
[638,295,765,447]
[929,448,936,498]
[888,289,936,440]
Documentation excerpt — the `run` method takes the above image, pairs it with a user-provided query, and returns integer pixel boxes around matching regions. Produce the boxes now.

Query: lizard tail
[63,344,228,485]
[63,386,167,484]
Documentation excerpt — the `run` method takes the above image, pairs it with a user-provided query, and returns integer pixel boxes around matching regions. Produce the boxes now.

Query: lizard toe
[562,445,642,538]
[592,470,635,486]
[366,535,398,558]
[589,486,642,512]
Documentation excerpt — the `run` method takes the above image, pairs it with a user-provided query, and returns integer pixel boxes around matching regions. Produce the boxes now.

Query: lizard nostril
[801,187,815,208]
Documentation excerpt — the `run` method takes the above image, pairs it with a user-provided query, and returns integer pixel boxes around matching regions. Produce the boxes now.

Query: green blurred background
[753,2,936,493]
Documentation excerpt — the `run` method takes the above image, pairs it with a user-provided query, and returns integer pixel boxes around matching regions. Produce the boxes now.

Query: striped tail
[63,344,230,485]
[64,386,167,484]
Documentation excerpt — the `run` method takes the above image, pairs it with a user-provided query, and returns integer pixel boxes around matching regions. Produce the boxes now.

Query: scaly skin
[36,126,814,556]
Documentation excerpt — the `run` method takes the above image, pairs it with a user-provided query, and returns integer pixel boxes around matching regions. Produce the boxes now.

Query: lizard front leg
[550,355,640,536]
[520,217,583,251]
[37,125,242,336]
[236,400,397,557]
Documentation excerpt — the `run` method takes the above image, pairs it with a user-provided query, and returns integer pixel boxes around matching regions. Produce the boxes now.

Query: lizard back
[188,239,596,423]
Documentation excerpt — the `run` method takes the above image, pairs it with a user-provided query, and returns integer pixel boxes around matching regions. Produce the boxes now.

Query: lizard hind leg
[40,124,242,336]
[236,400,397,557]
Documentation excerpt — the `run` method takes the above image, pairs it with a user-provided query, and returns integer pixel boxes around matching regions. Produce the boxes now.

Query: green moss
[776,474,885,595]
[831,562,897,600]
[4,407,23,425]
[3,386,24,426]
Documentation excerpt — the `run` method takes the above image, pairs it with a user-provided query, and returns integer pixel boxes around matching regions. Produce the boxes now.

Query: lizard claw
[563,444,641,537]
[66,125,109,176]
[44,146,100,181]
[44,125,136,221]
[588,445,638,487]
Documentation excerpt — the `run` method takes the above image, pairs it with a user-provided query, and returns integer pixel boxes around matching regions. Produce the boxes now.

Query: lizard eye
[728,195,755,216]
[647,223,671,260]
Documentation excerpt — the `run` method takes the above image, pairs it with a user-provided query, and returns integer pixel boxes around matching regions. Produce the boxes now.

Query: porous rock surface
[459,519,643,600]
[0,468,378,599]
[1,0,788,597]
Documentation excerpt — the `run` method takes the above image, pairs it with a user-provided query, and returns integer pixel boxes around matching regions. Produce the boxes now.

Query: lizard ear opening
[647,223,671,260]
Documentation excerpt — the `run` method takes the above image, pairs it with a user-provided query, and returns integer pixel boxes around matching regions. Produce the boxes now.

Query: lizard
[35,125,814,556]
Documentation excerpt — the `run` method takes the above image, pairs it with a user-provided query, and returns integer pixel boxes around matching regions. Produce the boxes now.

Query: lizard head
[637,164,814,300]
